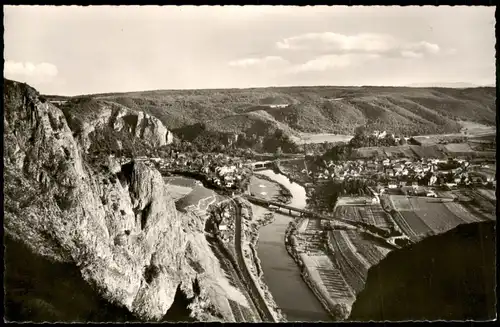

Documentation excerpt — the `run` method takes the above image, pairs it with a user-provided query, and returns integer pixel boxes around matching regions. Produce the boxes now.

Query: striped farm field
[458,189,496,220]
[303,255,354,300]
[476,188,496,202]
[335,205,391,229]
[328,231,368,293]
[335,205,362,223]
[367,205,392,228]
[443,202,483,223]
[389,210,420,242]
[389,195,413,211]
[399,210,433,235]
[345,230,385,266]
[408,198,464,234]
[460,202,496,221]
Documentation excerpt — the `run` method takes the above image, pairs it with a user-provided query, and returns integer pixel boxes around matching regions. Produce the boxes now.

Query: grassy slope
[46,86,495,139]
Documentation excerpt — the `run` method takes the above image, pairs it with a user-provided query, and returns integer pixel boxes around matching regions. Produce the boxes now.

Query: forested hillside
[48,85,496,143]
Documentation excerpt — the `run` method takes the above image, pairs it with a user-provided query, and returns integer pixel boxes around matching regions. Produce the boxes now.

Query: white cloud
[400,50,424,59]
[276,32,444,59]
[4,61,59,84]
[403,41,440,55]
[288,53,380,73]
[277,32,398,53]
[228,56,288,68]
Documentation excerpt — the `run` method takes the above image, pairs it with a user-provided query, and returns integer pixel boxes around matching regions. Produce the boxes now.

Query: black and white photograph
[3,5,496,323]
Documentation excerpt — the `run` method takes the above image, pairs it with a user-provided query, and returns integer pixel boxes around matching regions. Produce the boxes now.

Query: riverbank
[284,219,352,320]
[253,173,292,204]
[273,163,309,188]
[238,199,287,322]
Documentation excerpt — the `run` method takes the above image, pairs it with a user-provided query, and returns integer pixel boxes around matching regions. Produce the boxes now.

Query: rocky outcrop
[3,79,243,321]
[348,221,496,321]
[60,97,173,151]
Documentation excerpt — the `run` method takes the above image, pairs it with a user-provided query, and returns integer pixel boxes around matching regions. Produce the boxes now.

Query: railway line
[208,241,252,322]
[231,199,277,322]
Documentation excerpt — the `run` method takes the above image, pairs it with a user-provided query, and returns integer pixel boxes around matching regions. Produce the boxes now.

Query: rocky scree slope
[3,79,246,321]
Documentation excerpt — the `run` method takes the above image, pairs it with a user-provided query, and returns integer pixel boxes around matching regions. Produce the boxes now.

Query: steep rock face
[348,221,496,321]
[60,98,173,151]
[3,79,243,321]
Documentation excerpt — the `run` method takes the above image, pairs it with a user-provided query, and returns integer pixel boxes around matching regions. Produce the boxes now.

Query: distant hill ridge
[45,85,496,140]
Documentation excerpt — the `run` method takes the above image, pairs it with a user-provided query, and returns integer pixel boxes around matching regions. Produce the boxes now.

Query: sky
[3,6,496,96]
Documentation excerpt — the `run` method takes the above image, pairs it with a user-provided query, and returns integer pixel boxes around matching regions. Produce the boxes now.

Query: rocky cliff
[3,79,244,322]
[59,97,173,151]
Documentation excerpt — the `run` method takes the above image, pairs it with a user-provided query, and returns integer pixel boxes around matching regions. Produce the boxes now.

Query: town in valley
[3,5,496,323]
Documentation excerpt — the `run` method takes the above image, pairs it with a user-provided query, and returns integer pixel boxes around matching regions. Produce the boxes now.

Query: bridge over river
[243,195,367,229]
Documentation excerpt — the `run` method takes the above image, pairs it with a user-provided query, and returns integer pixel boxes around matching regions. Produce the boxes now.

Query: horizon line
[4,78,494,97]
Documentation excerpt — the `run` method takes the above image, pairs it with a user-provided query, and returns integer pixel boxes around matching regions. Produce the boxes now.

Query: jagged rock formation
[348,221,496,321]
[3,79,244,322]
[59,97,173,151]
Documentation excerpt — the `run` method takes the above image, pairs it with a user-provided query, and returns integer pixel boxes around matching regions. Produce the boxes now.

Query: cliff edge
[3,79,245,322]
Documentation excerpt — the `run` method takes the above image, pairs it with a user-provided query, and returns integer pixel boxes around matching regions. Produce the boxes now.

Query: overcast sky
[4,6,496,95]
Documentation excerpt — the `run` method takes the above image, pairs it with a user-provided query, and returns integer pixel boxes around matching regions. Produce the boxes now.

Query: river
[251,170,332,321]
[169,171,332,321]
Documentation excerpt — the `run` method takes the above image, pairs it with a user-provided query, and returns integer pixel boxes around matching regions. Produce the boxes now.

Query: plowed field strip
[443,202,482,224]
[400,211,432,235]
[339,230,370,270]
[390,210,419,242]
[345,230,384,266]
[409,199,463,234]
[328,231,367,293]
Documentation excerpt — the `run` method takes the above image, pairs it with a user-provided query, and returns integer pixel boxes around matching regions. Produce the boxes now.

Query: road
[230,198,277,322]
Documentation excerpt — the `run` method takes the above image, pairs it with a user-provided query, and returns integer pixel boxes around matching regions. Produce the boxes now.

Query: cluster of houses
[307,157,496,189]
[129,152,253,190]
[372,130,408,143]
[216,206,235,243]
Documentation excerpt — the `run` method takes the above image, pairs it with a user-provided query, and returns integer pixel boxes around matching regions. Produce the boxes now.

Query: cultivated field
[476,188,496,202]
[388,188,494,240]
[383,145,416,159]
[344,230,386,266]
[335,196,372,206]
[327,231,368,294]
[364,206,392,228]
[461,190,496,221]
[444,143,473,153]
[389,195,413,211]
[389,210,421,242]
[459,120,496,136]
[409,144,447,158]
[301,254,355,301]
[334,204,391,229]
[293,133,353,145]
[408,197,465,234]
[296,219,325,256]
[352,144,448,160]
[399,211,433,235]
[443,202,483,224]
